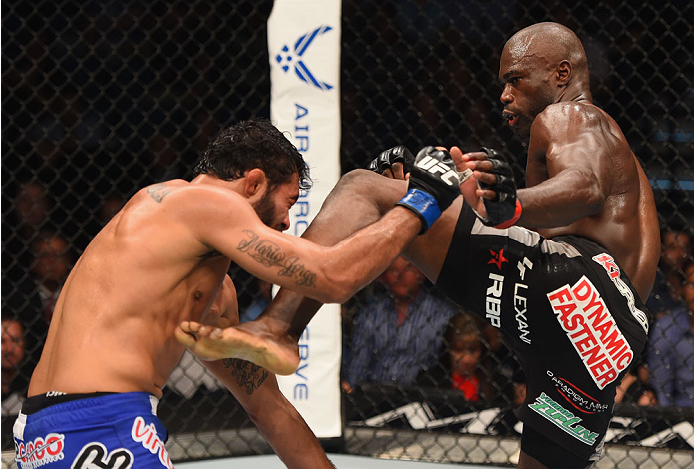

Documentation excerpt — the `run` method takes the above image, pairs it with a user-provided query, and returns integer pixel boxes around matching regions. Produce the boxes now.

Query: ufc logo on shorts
[416,156,459,186]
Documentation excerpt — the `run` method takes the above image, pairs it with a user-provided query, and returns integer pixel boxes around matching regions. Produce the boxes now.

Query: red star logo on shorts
[488,248,508,270]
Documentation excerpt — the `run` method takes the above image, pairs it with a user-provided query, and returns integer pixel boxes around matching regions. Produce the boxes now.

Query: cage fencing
[2,1,693,467]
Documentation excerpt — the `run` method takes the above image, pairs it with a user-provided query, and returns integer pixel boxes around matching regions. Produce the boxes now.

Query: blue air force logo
[275,25,334,91]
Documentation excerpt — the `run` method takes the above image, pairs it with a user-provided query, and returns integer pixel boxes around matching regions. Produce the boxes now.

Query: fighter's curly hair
[193,119,312,191]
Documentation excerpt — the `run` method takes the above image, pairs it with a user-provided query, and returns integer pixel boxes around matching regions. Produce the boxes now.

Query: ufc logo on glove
[415,156,460,186]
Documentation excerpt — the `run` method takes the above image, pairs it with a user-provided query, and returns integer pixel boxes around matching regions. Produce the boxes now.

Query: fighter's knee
[336,169,406,211]
[338,168,375,189]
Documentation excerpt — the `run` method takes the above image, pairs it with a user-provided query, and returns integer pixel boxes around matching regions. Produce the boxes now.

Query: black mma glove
[367,145,414,175]
[474,147,522,228]
[395,146,471,234]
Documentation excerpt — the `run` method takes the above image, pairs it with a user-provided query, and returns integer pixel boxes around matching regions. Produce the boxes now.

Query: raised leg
[178,169,461,374]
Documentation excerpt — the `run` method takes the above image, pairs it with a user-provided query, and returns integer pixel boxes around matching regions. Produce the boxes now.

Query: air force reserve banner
[268,0,342,438]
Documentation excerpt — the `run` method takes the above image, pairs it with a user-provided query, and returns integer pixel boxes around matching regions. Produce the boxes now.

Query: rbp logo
[275,25,334,91]
[415,155,460,186]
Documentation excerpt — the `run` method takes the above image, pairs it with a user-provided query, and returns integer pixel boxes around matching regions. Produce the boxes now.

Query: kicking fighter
[178,23,659,469]
[14,118,464,468]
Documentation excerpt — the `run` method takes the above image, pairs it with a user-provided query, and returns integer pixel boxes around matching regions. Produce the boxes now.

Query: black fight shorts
[436,205,649,465]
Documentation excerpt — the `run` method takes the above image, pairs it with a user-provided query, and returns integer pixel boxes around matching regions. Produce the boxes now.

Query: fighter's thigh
[308,168,461,281]
[302,169,409,245]
[328,169,409,214]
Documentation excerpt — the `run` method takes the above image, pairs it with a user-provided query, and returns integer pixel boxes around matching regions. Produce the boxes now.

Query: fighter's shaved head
[504,22,589,80]
[498,22,593,136]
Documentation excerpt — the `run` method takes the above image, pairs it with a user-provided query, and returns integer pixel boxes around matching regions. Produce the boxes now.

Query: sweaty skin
[465,22,659,301]
[29,172,424,398]
[179,23,660,412]
[26,161,434,469]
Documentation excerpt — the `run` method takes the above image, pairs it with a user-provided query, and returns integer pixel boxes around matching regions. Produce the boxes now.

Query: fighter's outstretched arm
[188,185,421,305]
[176,170,412,372]
[179,152,456,307]
[177,163,467,374]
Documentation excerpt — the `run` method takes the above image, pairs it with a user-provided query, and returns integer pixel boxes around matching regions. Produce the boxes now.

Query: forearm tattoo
[237,230,316,287]
[147,183,171,203]
[222,358,269,395]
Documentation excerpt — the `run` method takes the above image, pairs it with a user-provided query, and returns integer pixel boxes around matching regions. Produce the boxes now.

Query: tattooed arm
[201,358,334,469]
[173,183,421,304]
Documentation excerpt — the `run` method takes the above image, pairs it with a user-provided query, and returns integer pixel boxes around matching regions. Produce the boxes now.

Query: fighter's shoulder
[536,102,606,129]
[133,181,252,230]
[140,180,244,207]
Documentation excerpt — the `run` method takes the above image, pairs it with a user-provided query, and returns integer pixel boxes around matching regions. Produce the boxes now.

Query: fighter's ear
[243,168,267,197]
[556,60,572,86]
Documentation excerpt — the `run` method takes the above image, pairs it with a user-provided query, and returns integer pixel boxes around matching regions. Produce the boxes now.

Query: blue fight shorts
[13,392,173,469]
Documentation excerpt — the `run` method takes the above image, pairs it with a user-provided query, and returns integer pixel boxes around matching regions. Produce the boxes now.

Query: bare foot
[176,320,300,375]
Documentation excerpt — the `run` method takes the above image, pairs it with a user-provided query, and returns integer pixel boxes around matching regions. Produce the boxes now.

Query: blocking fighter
[179,23,660,469]
[14,119,464,468]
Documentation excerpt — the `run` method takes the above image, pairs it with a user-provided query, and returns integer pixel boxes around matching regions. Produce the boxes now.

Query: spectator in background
[30,232,73,324]
[447,313,486,401]
[418,312,490,403]
[615,372,658,406]
[647,296,694,407]
[1,319,30,415]
[647,227,692,319]
[4,181,53,279]
[342,257,458,392]
[4,180,75,296]
[12,181,51,237]
[645,227,694,407]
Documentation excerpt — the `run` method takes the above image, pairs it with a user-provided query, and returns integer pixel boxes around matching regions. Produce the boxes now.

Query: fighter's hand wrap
[395,146,466,234]
[474,147,522,228]
[367,145,414,174]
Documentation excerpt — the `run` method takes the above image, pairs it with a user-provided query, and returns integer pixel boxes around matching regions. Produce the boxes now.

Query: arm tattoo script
[222,358,269,395]
[147,183,171,203]
[237,230,317,287]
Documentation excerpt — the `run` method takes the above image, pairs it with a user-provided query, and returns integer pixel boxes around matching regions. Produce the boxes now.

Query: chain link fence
[2,0,693,467]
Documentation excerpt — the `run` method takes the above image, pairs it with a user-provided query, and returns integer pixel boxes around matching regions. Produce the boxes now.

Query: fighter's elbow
[575,171,607,215]
[316,271,358,304]
[317,284,354,305]
[331,285,356,305]
[583,186,607,215]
